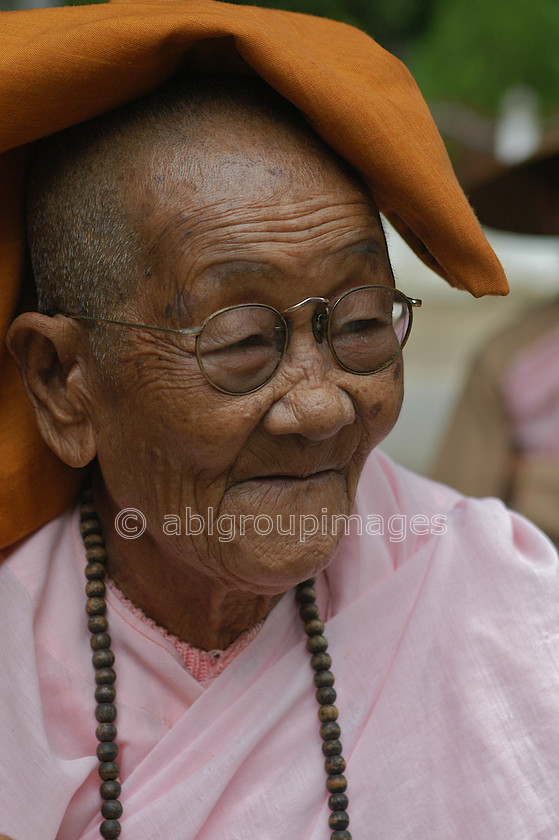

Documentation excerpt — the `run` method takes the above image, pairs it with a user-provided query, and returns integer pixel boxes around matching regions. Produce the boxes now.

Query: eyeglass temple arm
[57,312,203,337]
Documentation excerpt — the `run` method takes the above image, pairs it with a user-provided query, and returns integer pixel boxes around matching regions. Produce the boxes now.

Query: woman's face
[88,130,404,598]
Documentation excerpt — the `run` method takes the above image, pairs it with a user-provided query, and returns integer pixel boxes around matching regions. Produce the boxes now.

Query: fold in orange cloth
[0,0,508,548]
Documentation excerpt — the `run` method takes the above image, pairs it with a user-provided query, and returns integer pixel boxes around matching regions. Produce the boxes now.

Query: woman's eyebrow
[215,261,276,278]
[192,239,384,299]
[200,260,284,290]
[340,240,381,258]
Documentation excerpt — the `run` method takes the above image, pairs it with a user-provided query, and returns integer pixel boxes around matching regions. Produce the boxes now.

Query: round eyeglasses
[58,285,422,395]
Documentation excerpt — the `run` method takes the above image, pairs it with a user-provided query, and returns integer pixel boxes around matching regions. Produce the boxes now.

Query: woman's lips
[234,468,344,488]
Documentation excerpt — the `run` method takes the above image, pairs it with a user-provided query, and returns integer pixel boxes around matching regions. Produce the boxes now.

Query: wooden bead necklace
[79,492,352,839]
[295,580,352,839]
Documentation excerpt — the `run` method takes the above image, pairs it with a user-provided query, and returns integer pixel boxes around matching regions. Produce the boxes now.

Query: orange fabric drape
[0,0,508,548]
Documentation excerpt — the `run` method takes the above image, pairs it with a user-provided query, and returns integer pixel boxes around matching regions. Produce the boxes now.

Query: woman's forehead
[134,110,378,222]
[143,215,393,326]
[141,191,389,297]
[134,133,387,287]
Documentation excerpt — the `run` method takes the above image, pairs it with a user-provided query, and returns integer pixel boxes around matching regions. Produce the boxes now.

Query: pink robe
[502,324,559,458]
[1,450,558,839]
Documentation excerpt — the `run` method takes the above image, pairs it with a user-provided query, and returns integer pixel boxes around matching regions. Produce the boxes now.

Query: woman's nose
[262,338,356,441]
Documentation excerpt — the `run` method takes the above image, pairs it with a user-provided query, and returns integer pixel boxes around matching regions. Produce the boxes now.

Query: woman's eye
[236,334,266,346]
[336,316,389,335]
[223,332,275,351]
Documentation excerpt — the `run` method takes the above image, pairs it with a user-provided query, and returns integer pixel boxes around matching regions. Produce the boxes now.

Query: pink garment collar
[105,576,263,684]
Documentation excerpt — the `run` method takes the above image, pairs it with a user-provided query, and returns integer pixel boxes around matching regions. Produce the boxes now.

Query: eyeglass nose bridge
[282,296,329,345]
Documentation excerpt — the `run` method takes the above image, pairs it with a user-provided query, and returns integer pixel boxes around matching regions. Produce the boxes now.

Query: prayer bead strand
[296,579,352,840]
[80,500,351,839]
[81,494,123,840]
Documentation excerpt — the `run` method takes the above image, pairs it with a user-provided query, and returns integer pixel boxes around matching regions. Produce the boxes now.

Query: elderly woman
[1,2,558,839]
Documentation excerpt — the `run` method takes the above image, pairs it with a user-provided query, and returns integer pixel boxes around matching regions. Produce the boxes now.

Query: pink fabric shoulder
[501,325,559,456]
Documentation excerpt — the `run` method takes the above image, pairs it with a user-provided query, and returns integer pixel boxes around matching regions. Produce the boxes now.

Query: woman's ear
[6,312,97,468]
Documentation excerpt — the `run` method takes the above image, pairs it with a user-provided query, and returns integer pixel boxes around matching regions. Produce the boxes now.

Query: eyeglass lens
[196,287,410,394]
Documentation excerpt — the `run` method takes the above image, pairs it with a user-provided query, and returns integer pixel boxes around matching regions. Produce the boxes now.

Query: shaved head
[26,74,372,366]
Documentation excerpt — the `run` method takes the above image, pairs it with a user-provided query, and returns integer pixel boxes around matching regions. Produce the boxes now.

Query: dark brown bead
[88,615,108,634]
[331,830,352,840]
[99,819,121,839]
[322,739,343,757]
[325,755,346,775]
[92,648,115,669]
[85,562,106,581]
[97,741,119,762]
[95,667,116,685]
[90,632,111,650]
[83,532,104,548]
[96,703,117,723]
[307,635,328,654]
[96,723,117,742]
[86,597,106,616]
[316,686,337,705]
[80,489,93,505]
[310,652,332,671]
[80,518,102,537]
[299,602,320,621]
[98,760,120,780]
[85,580,106,599]
[304,618,324,637]
[326,774,347,794]
[85,543,107,564]
[314,670,335,688]
[100,780,121,800]
[295,585,316,604]
[101,799,123,820]
[320,722,341,741]
[328,811,350,830]
[318,704,338,723]
[328,793,349,812]
[95,684,116,704]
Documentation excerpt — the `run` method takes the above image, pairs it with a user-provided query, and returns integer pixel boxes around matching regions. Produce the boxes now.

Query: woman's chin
[217,527,345,594]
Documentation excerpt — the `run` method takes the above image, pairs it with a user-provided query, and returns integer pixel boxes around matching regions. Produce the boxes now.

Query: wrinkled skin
[9,118,404,649]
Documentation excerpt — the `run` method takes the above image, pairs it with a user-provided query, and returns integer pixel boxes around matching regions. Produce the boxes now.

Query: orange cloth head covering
[0,0,508,548]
